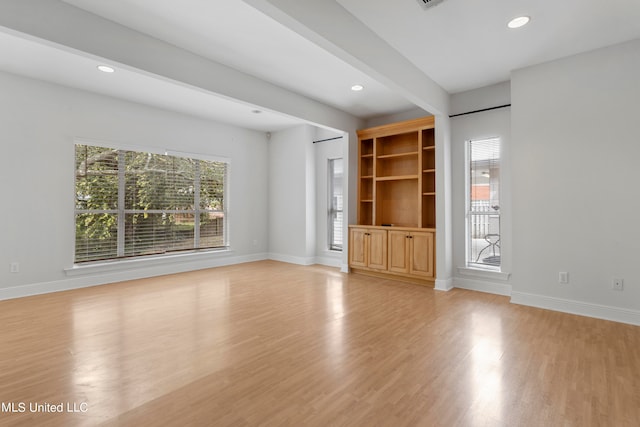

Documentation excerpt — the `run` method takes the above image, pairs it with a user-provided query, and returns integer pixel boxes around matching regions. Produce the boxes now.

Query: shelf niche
[376,179,419,227]
[355,116,436,229]
[420,127,436,228]
[358,138,375,225]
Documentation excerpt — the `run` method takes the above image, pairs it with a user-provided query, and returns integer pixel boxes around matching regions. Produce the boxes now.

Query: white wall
[450,81,511,116]
[450,82,512,295]
[0,71,269,298]
[510,39,640,325]
[0,71,353,299]
[267,125,316,264]
[267,125,351,268]
[364,107,430,128]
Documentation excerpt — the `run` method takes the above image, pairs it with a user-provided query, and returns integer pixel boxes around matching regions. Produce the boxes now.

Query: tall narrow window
[467,138,500,269]
[328,158,343,251]
[75,144,228,263]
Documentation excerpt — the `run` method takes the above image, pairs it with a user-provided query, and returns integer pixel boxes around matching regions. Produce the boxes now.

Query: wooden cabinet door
[388,230,409,273]
[410,231,434,278]
[367,229,388,270]
[349,228,367,268]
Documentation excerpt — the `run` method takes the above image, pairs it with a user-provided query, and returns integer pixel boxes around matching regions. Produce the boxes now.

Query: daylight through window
[75,144,228,263]
[467,138,500,269]
[328,158,343,251]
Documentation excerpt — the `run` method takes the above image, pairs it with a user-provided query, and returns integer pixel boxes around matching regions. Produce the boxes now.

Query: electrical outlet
[559,272,568,284]
[612,278,624,291]
[10,262,19,273]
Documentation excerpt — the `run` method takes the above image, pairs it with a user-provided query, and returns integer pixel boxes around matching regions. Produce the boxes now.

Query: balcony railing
[469,201,500,268]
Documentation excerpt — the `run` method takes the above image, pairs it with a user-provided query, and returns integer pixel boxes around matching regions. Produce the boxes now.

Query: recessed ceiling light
[508,16,530,29]
[351,84,364,92]
[97,65,115,73]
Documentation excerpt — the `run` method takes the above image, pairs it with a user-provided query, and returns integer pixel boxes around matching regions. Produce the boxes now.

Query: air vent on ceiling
[416,0,445,9]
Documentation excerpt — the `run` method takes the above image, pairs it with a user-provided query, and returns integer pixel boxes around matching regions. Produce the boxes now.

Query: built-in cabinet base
[349,268,435,288]
[348,225,435,287]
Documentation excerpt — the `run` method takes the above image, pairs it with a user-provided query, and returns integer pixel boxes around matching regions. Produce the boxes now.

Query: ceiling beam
[241,0,450,116]
[0,0,362,132]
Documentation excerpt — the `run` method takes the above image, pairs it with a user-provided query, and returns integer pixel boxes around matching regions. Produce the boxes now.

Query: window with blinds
[75,144,228,263]
[467,137,500,269]
[328,158,343,251]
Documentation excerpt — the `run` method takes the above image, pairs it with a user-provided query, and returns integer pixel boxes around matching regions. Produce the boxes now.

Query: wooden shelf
[356,115,435,230]
[376,175,418,181]
[357,115,434,139]
[377,151,418,159]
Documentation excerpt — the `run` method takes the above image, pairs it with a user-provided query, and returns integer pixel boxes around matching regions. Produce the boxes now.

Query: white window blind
[328,158,343,251]
[75,144,227,263]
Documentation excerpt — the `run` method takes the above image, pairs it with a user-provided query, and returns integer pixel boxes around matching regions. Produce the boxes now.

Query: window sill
[65,248,232,277]
[457,266,511,282]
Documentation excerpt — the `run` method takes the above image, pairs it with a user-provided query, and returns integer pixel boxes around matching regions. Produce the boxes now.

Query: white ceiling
[1,0,639,131]
[337,0,640,93]
[63,0,415,119]
[0,29,304,132]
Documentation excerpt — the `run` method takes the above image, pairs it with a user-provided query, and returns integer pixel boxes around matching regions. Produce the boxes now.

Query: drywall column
[267,124,317,264]
[434,114,453,291]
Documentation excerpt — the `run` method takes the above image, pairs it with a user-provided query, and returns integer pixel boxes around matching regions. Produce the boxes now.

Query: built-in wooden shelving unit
[350,116,436,287]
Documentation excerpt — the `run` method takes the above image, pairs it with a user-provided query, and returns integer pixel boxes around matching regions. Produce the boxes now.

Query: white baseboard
[435,277,454,291]
[511,291,640,326]
[0,253,268,301]
[1,251,337,302]
[7,255,638,327]
[454,277,512,296]
[268,253,344,269]
[267,252,315,266]
[313,256,342,268]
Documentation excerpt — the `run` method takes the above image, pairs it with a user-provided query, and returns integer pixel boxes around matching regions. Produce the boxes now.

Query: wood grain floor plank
[0,260,638,426]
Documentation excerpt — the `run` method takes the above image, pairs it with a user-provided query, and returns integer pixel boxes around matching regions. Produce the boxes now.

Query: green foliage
[75,213,118,261]
[200,161,226,210]
[75,144,226,262]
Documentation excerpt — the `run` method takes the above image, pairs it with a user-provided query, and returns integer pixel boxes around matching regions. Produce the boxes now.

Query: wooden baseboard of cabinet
[349,267,435,288]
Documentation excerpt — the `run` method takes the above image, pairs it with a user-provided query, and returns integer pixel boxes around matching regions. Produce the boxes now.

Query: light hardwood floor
[0,260,639,426]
